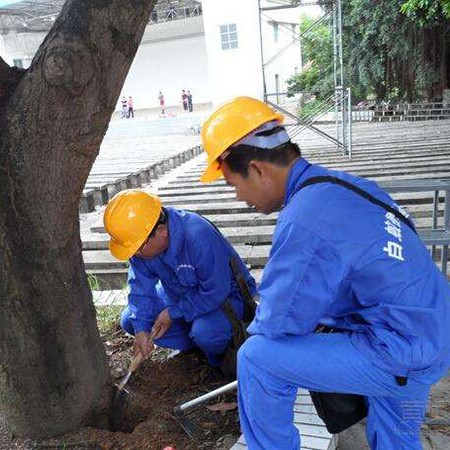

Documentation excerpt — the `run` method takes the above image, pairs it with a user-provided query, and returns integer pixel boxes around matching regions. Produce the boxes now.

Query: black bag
[309,391,368,434]
[220,300,250,379]
[309,326,368,434]
[220,257,258,379]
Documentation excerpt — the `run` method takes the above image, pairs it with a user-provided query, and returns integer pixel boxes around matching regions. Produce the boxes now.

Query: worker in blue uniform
[200,96,450,450]
[103,189,256,367]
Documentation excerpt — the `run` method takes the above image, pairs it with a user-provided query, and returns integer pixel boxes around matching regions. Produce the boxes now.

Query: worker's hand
[152,308,172,340]
[133,331,154,359]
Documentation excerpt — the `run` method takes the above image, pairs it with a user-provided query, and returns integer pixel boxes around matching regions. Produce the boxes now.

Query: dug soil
[9,325,241,450]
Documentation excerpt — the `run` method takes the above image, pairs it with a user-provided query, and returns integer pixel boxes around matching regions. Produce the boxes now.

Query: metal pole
[431,190,439,260]
[342,87,348,155]
[348,88,353,158]
[338,0,344,87]
[258,0,267,101]
[176,381,238,412]
[337,0,347,155]
[443,189,450,274]
[332,2,340,147]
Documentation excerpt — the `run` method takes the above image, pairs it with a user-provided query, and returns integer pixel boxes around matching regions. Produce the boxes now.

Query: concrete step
[83,244,271,271]
[90,212,278,233]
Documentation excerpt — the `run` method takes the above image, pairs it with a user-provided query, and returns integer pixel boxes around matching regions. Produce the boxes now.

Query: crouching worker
[103,189,257,374]
[200,96,450,450]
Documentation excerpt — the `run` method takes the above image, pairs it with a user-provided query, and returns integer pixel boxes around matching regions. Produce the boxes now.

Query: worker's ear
[248,160,271,182]
[158,223,169,238]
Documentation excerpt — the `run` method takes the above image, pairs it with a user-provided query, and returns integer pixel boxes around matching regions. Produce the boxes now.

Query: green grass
[88,273,128,335]
[87,272,101,291]
[96,304,123,335]
[298,98,328,120]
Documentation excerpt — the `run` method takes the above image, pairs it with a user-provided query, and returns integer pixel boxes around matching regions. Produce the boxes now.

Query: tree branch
[0,55,25,106]
[0,54,9,80]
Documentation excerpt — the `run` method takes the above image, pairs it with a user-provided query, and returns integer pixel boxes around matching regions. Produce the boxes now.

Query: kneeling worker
[103,189,256,369]
[200,96,450,450]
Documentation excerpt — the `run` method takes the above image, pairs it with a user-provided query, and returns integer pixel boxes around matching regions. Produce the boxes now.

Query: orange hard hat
[200,96,284,183]
[103,190,162,260]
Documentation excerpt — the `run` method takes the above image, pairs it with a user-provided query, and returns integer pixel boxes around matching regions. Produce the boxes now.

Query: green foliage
[287,1,449,103]
[298,99,328,120]
[344,0,450,101]
[88,274,128,334]
[286,15,334,100]
[93,289,128,334]
[401,0,450,25]
[96,305,123,334]
[87,272,101,291]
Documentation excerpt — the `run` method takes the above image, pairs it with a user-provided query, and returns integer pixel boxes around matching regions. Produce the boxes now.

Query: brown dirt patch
[3,326,240,450]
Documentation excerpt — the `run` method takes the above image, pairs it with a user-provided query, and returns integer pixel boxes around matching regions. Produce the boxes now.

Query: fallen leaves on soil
[34,325,241,450]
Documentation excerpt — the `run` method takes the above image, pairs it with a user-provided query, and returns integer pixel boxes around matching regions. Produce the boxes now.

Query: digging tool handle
[129,352,145,373]
[132,328,157,367]
[117,330,156,391]
[174,380,238,413]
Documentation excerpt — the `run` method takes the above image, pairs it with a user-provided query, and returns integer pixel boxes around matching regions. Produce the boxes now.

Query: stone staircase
[83,120,450,290]
[371,102,450,123]
[84,118,450,450]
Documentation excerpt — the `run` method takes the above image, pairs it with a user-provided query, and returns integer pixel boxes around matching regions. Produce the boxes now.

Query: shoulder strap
[297,176,417,234]
[188,210,257,317]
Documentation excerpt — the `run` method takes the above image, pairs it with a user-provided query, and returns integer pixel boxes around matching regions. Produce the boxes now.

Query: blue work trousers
[121,295,243,366]
[238,333,435,450]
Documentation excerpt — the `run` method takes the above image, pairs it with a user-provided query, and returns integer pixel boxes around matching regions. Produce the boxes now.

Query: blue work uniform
[121,208,256,366]
[238,157,450,450]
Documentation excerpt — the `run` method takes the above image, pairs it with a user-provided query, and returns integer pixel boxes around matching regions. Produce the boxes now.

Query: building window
[273,23,279,42]
[13,59,23,68]
[220,24,238,50]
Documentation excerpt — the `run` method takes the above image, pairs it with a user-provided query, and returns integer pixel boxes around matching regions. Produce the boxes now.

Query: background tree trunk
[0,0,157,438]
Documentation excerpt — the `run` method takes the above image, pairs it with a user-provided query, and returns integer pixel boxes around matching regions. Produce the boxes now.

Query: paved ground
[339,376,450,449]
[108,105,211,137]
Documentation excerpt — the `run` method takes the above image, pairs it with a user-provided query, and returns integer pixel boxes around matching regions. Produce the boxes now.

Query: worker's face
[135,223,169,259]
[222,160,282,214]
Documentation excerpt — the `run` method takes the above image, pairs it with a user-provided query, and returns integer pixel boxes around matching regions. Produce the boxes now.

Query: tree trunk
[0,0,157,438]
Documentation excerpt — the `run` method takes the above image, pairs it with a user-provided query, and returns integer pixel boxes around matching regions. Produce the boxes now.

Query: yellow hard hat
[200,96,284,183]
[103,190,162,260]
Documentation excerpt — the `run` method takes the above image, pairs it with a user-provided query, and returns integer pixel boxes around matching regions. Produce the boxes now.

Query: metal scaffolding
[259,0,352,157]
[0,0,202,33]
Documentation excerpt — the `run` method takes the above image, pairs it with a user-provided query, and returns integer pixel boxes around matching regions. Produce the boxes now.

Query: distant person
[182,90,188,111]
[121,96,128,119]
[187,90,193,112]
[127,96,134,118]
[158,91,165,115]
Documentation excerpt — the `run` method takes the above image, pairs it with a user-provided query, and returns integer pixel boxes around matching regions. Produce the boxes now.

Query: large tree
[345,0,450,102]
[0,0,156,438]
[286,0,450,102]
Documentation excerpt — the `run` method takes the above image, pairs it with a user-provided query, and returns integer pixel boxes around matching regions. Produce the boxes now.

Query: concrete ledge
[79,145,203,213]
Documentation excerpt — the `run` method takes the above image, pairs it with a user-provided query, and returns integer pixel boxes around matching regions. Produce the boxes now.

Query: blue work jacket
[249,158,450,381]
[127,208,256,334]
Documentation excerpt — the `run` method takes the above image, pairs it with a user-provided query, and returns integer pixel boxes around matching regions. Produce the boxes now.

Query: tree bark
[0,0,157,438]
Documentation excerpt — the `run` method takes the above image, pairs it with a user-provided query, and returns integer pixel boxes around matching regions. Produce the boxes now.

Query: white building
[0,0,309,110]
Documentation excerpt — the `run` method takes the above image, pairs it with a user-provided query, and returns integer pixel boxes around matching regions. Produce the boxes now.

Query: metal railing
[149,4,202,24]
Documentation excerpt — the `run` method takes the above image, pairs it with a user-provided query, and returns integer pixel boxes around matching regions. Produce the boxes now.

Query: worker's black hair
[158,207,168,225]
[223,141,301,178]
[148,207,168,238]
